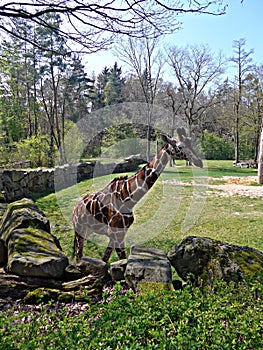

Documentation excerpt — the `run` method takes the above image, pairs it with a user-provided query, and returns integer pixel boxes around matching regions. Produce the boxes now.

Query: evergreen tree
[93,67,110,109]
[0,34,28,144]
[104,62,124,105]
[66,54,94,122]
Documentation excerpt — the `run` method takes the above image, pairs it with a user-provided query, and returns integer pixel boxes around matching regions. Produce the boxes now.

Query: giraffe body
[72,129,203,262]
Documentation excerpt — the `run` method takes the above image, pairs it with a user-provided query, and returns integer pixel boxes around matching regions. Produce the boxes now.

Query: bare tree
[0,1,226,53]
[116,34,165,160]
[231,38,254,164]
[258,119,263,184]
[166,44,225,135]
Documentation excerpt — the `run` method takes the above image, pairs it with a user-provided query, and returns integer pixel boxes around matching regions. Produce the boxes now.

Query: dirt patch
[209,176,263,198]
[221,176,258,185]
[163,177,263,198]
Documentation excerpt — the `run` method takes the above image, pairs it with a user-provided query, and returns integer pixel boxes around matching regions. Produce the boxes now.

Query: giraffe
[72,128,203,262]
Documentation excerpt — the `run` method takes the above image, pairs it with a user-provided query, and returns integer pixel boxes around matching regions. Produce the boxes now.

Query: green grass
[1,160,262,349]
[34,160,262,258]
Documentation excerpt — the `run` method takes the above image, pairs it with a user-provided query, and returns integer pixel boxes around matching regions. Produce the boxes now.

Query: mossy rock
[24,287,74,304]
[0,203,8,221]
[229,249,263,276]
[6,227,68,278]
[168,236,263,286]
[0,198,50,244]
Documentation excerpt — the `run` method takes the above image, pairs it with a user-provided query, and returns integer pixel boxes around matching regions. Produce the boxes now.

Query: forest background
[0,0,262,176]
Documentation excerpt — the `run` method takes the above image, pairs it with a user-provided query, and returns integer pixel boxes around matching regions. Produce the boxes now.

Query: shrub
[201,130,234,160]
[14,135,50,167]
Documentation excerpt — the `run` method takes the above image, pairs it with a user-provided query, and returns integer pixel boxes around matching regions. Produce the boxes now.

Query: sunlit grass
[34,160,263,260]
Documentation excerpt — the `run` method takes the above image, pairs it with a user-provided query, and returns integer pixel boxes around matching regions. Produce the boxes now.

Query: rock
[0,269,62,300]
[77,257,109,278]
[6,228,68,279]
[62,273,109,301]
[168,236,263,286]
[124,154,146,165]
[0,241,7,266]
[124,245,173,291]
[0,192,6,203]
[0,202,8,265]
[63,258,110,301]
[0,198,50,245]
[64,264,83,281]
[65,257,109,281]
[110,259,127,282]
[0,198,68,279]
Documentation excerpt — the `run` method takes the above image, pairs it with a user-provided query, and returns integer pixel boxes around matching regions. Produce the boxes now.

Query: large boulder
[168,236,263,286]
[6,228,68,278]
[0,198,50,243]
[125,245,173,291]
[0,198,68,278]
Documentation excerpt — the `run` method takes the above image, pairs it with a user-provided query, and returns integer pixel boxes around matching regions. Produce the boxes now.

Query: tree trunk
[258,120,263,184]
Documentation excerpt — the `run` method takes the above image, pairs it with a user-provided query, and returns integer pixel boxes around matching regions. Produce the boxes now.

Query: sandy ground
[209,176,263,198]
[163,176,263,198]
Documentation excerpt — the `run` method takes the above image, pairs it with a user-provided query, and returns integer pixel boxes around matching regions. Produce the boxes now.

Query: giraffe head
[160,128,203,168]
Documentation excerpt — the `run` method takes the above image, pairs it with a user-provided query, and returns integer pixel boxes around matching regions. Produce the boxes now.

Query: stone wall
[0,159,140,202]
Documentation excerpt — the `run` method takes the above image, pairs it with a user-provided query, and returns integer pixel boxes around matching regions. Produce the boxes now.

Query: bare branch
[0,1,227,53]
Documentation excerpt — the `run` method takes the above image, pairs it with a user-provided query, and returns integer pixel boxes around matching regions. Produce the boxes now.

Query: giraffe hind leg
[113,230,127,260]
[74,232,84,262]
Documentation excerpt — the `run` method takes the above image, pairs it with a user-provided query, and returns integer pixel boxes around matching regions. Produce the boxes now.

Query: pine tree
[104,62,124,105]
[66,54,94,122]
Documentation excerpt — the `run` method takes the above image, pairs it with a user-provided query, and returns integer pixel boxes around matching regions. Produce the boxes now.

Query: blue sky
[172,0,262,63]
[87,0,262,79]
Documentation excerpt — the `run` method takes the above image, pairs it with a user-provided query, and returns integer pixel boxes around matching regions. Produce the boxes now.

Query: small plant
[112,281,122,297]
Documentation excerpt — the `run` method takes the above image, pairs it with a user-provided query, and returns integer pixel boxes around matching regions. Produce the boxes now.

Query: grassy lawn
[35,160,262,258]
[1,160,262,349]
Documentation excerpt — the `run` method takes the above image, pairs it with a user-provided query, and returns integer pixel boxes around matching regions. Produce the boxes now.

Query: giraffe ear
[160,133,169,143]
[160,133,178,147]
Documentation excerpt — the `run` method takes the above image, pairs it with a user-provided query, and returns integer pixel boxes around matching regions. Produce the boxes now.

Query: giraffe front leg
[75,232,84,261]
[115,230,126,260]
[102,246,113,262]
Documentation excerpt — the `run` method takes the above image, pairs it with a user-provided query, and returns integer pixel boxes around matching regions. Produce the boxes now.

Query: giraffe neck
[123,144,172,209]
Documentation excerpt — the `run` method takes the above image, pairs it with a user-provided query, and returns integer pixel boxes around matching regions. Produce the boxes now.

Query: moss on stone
[169,236,263,286]
[0,192,6,203]
[230,250,263,276]
[7,198,36,211]
[57,292,74,303]
[24,287,74,304]
[138,281,174,294]
[8,227,63,259]
[1,204,50,244]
